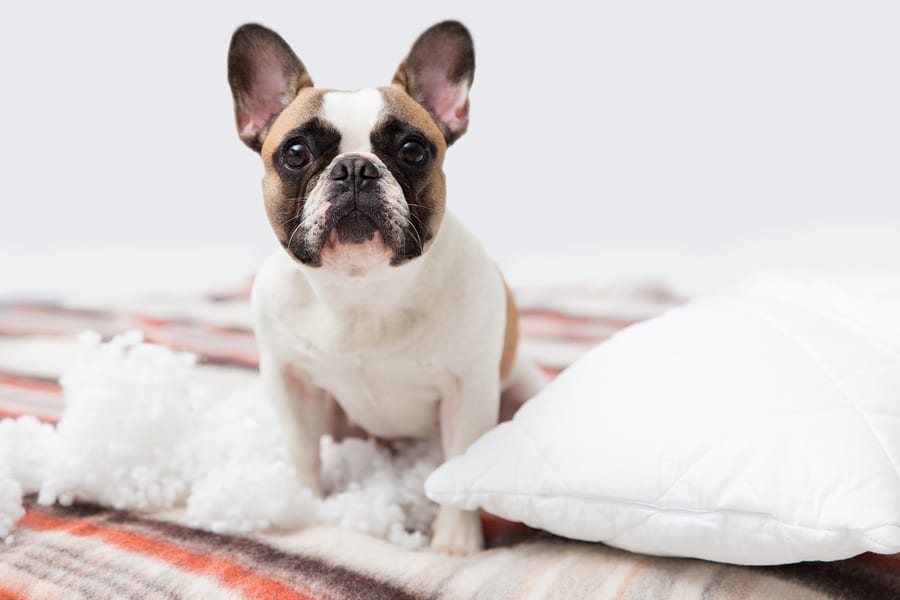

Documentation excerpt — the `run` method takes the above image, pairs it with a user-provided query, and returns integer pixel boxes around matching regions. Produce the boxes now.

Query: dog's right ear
[227,24,313,152]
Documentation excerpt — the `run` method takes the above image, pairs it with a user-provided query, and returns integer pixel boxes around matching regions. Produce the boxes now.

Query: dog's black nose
[330,156,380,183]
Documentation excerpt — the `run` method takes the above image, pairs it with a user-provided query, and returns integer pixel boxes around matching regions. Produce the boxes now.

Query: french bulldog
[227,20,544,555]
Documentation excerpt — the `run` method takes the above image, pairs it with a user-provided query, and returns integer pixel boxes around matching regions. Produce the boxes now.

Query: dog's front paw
[294,468,323,499]
[430,506,484,556]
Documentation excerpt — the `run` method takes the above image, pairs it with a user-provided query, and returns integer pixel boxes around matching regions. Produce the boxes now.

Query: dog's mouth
[332,210,379,245]
[288,198,405,267]
[286,184,430,269]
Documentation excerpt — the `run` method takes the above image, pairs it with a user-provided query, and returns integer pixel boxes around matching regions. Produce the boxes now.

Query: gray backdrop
[2,1,898,295]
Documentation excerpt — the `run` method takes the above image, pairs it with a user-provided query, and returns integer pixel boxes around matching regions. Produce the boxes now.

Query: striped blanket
[1,284,898,599]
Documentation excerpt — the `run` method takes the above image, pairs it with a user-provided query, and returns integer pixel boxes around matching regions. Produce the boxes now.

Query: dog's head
[227,21,474,276]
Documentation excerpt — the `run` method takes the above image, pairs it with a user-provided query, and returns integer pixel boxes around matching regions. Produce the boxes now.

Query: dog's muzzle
[328,155,384,244]
[288,153,416,267]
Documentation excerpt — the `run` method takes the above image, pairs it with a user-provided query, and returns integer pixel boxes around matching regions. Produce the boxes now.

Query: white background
[1,1,898,297]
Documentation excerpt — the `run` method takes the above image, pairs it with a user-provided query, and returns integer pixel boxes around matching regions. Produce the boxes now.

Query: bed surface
[1,284,897,599]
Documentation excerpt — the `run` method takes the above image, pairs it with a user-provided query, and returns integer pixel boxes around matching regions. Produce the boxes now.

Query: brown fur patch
[378,85,449,254]
[261,88,330,164]
[259,88,329,243]
[500,277,519,381]
[379,85,448,156]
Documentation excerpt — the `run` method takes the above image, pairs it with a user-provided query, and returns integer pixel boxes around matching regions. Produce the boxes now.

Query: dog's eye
[398,139,427,165]
[282,140,313,170]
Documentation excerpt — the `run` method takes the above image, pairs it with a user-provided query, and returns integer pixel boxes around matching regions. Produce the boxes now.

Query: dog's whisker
[281,213,304,226]
[287,223,302,252]
[405,213,425,253]
[406,202,437,214]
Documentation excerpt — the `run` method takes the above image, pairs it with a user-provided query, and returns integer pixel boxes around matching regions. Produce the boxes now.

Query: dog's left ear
[393,21,475,146]
[228,23,313,152]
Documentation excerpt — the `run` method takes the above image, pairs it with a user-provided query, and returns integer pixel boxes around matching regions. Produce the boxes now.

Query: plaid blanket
[1,284,898,599]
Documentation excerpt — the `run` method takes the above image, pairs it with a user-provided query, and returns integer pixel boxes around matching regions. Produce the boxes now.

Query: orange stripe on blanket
[0,374,61,395]
[133,314,169,329]
[612,559,647,600]
[137,332,260,371]
[0,586,33,600]
[539,366,562,379]
[19,510,313,600]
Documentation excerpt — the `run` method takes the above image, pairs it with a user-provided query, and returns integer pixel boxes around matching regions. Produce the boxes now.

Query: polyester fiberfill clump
[0,332,440,547]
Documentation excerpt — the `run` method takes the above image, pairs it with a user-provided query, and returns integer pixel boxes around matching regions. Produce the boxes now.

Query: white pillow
[426,273,900,565]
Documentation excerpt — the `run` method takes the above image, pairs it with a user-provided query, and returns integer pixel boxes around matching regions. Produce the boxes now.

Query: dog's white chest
[302,345,448,439]
[269,297,454,439]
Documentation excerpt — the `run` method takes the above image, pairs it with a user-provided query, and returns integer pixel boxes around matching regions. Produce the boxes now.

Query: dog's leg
[259,355,332,496]
[325,393,369,442]
[431,375,500,555]
[499,350,548,422]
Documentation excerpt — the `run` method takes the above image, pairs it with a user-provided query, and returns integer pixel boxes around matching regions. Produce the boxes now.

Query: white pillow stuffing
[39,331,199,510]
[0,416,57,542]
[0,416,58,496]
[426,273,900,565]
[0,331,440,549]
[0,472,23,543]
